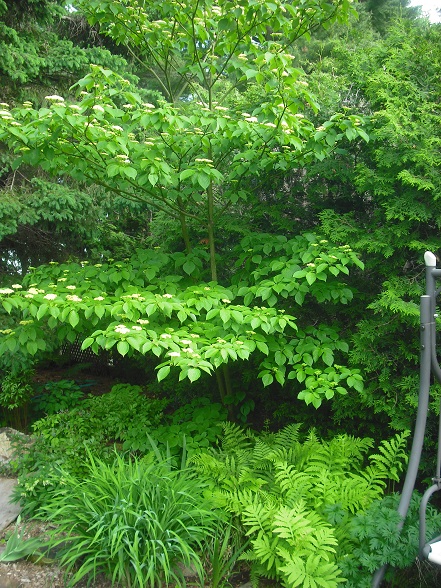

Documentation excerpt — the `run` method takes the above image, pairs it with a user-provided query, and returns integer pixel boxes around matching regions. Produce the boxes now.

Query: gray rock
[0,429,30,466]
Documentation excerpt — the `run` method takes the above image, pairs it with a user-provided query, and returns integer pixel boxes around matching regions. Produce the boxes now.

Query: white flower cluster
[115,325,131,335]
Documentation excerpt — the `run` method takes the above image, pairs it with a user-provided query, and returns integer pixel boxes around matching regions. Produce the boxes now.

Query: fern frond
[273,461,313,501]
[273,423,303,447]
[278,552,345,588]
[369,431,410,482]
[251,438,275,468]
[272,503,316,543]
[251,531,283,573]
[221,421,255,453]
[350,470,386,504]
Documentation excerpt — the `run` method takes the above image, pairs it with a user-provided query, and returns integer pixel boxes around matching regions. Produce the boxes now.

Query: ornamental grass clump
[39,449,223,587]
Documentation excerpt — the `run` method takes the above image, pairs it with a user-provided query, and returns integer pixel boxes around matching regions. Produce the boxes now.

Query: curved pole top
[425,251,437,267]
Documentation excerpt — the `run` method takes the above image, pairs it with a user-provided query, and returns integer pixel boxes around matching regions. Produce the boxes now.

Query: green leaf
[2,300,12,313]
[196,174,210,190]
[187,368,201,382]
[262,373,273,386]
[220,308,230,323]
[117,340,130,356]
[26,340,38,354]
[179,169,195,181]
[123,166,137,179]
[256,341,269,355]
[81,337,94,350]
[36,303,49,320]
[157,365,171,382]
[6,338,17,353]
[322,349,334,367]
[68,310,79,328]
[183,260,196,275]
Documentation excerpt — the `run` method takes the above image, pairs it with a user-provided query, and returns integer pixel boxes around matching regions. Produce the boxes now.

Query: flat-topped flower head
[66,295,82,302]
[115,325,130,334]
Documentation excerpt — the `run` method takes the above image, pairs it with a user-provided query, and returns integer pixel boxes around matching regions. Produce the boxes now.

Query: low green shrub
[340,492,441,587]
[143,397,227,455]
[32,380,84,415]
[40,449,224,587]
[11,383,168,514]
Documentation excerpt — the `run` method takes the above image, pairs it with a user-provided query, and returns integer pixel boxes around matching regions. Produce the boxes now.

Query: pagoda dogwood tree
[0,0,367,406]
[0,0,368,279]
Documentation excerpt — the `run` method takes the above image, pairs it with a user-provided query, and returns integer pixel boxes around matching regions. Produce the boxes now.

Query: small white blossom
[93,105,105,113]
[11,284,22,289]
[168,351,181,357]
[115,325,131,334]
[137,319,150,325]
[0,288,13,294]
[94,296,105,301]
[162,293,173,299]
[44,293,57,300]
[66,295,82,302]
[131,325,142,331]
[45,95,65,101]
[160,333,172,339]
[180,339,192,345]
[66,285,76,290]
[222,298,231,304]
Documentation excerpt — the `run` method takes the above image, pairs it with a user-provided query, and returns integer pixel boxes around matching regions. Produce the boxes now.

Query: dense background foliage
[1,0,441,586]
